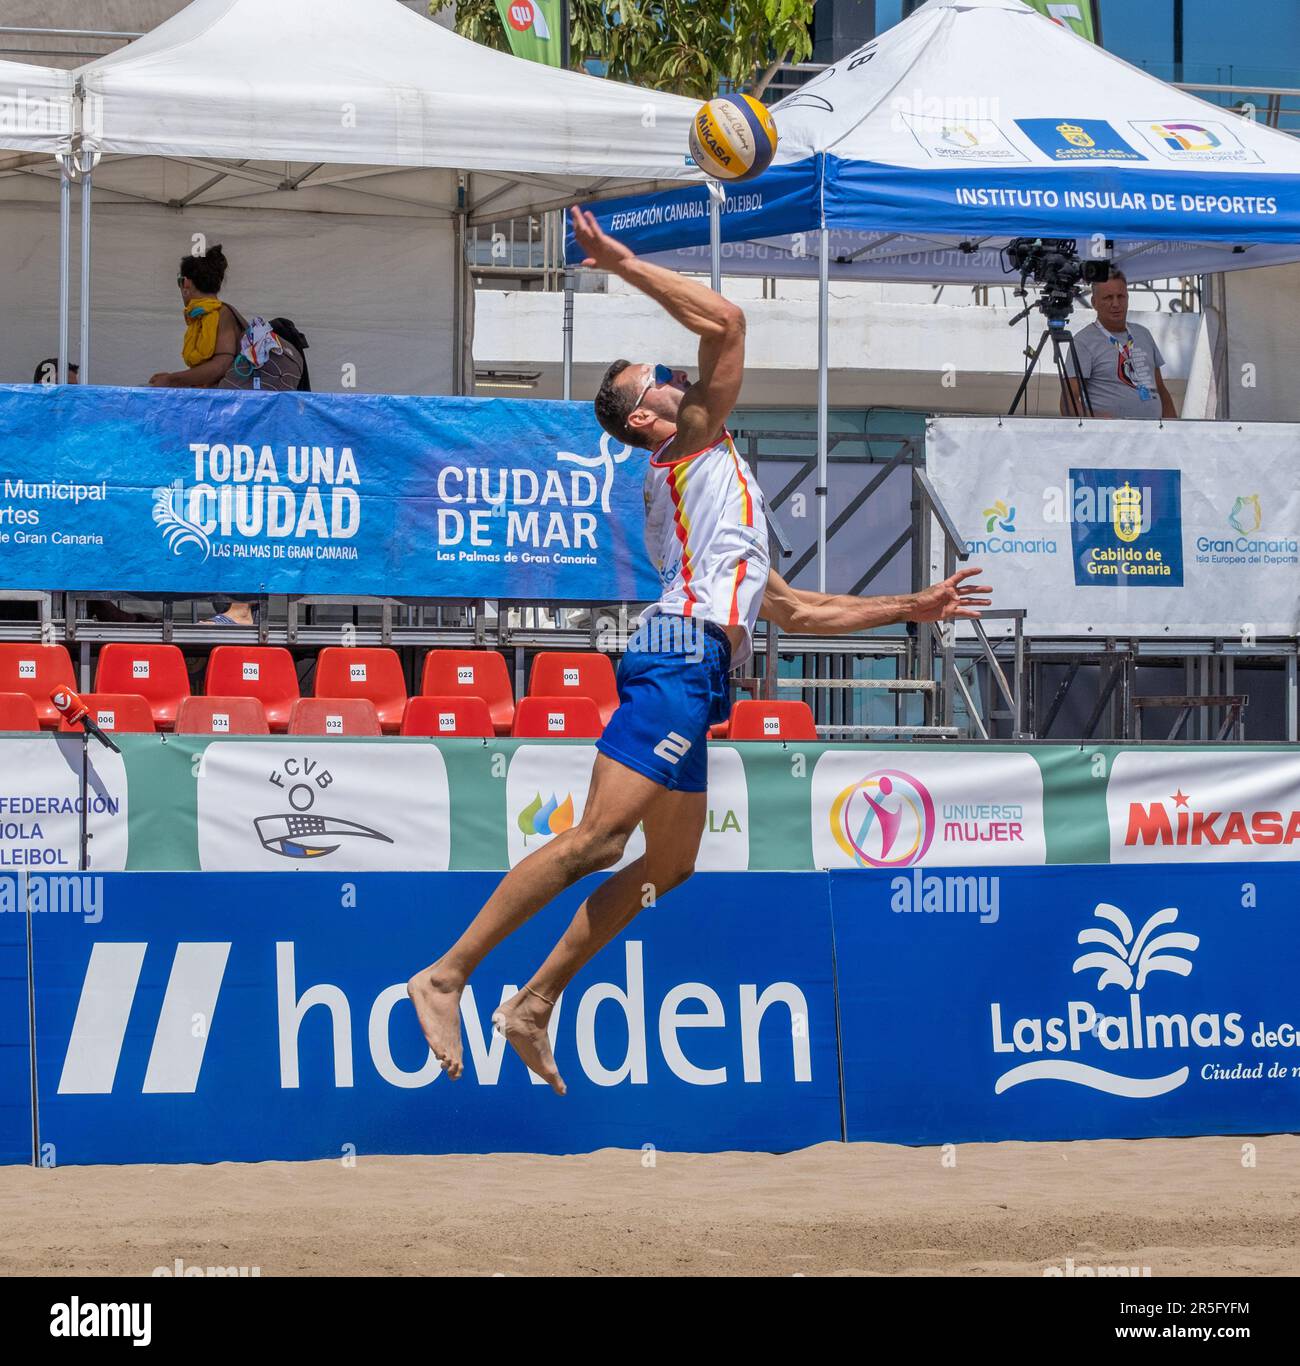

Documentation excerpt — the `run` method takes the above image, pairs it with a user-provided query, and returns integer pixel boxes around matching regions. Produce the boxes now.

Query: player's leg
[492,782,708,1093]
[407,751,661,1078]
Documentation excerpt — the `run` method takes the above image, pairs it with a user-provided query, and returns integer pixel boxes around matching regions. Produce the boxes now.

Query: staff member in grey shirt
[1061,269,1178,420]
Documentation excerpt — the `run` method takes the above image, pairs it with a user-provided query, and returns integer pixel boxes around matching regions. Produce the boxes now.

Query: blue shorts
[595,615,733,793]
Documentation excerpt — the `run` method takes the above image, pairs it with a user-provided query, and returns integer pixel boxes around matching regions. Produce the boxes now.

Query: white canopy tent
[0,0,706,390]
[0,58,79,380]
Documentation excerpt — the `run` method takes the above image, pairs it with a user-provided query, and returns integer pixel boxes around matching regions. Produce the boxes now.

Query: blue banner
[831,864,1300,1144]
[0,387,660,601]
[574,150,1300,264]
[825,157,1300,242]
[0,875,30,1164]
[566,158,819,263]
[31,871,839,1164]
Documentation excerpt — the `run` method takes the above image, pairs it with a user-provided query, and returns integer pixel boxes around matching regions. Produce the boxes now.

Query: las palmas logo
[982,498,1015,533]
[1072,902,1197,992]
[1229,494,1262,535]
[152,481,212,560]
[991,902,1230,1100]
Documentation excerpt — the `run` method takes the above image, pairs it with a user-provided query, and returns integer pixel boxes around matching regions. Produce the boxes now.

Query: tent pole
[562,269,574,401]
[709,182,722,293]
[816,225,829,593]
[453,189,467,397]
[78,155,93,384]
[57,156,72,383]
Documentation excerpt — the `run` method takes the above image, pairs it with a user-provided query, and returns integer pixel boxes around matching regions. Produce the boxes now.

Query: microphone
[50,686,122,753]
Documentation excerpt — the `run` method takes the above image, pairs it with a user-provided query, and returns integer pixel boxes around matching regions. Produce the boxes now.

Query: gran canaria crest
[1112,480,1143,543]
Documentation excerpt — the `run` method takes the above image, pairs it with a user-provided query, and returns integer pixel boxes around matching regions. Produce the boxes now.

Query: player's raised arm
[571,205,744,451]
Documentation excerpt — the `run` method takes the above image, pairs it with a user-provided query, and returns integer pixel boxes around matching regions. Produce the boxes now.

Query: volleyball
[688,93,779,182]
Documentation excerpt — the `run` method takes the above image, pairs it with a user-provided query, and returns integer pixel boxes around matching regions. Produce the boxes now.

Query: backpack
[217,309,311,392]
[269,317,311,392]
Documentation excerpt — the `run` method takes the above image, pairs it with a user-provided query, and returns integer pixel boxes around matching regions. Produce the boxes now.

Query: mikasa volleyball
[688,93,779,181]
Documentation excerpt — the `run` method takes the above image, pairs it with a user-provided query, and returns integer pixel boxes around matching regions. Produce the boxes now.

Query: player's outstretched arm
[571,205,744,450]
[759,566,992,634]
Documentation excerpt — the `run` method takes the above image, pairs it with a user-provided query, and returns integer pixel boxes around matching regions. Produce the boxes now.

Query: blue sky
[877,1,1300,87]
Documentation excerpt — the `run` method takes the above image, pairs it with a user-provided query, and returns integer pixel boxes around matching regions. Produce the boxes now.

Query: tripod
[1007,307,1094,419]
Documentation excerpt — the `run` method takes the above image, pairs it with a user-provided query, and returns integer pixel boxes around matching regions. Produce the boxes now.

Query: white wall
[474,275,1200,416]
[0,196,457,393]
[1223,263,1300,422]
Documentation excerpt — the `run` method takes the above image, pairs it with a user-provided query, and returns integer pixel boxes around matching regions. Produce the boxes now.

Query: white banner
[811,750,1046,868]
[927,417,1300,637]
[505,744,750,871]
[1108,750,1300,863]
[197,741,451,871]
[0,736,128,872]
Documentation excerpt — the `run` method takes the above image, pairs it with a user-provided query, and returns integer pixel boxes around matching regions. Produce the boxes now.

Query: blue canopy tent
[566,0,1300,587]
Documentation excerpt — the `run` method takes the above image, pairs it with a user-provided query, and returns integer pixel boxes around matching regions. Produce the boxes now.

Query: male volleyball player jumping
[409,206,990,1092]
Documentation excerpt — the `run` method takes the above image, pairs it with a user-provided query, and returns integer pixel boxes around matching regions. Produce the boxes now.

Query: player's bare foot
[493,989,566,1095]
[407,964,464,1080]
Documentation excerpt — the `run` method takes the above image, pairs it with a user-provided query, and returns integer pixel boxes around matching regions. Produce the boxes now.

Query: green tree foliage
[436,1,828,100]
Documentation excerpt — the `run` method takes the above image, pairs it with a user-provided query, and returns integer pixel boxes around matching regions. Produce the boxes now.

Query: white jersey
[641,429,770,664]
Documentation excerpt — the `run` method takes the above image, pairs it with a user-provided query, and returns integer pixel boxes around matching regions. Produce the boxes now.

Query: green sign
[494,0,565,67]
[1024,0,1098,43]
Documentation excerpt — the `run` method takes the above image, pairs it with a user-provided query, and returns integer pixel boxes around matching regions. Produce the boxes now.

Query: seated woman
[148,244,242,388]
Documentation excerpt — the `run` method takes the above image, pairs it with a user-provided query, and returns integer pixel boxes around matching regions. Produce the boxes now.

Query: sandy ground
[1,1135,1297,1277]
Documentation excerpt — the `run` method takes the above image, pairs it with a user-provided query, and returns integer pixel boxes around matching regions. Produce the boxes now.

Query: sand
[1,1135,1297,1277]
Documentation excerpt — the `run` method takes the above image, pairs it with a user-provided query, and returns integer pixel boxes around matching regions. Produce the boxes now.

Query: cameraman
[1061,270,1176,419]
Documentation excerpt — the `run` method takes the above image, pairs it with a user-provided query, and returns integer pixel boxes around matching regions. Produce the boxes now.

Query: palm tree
[1072,902,1199,992]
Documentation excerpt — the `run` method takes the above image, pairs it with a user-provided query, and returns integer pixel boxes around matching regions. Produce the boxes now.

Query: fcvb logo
[829,769,936,869]
[256,755,393,859]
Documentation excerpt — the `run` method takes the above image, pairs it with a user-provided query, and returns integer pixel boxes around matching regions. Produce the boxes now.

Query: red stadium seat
[401,695,494,738]
[727,700,818,741]
[420,649,515,735]
[94,643,190,730]
[287,697,382,736]
[204,646,301,732]
[314,647,406,733]
[0,693,41,731]
[708,721,730,740]
[511,695,603,739]
[0,643,76,727]
[57,694,155,734]
[528,651,619,728]
[174,696,270,736]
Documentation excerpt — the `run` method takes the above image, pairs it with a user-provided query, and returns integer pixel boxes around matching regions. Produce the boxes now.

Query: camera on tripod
[1003,237,1114,417]
[1003,237,1111,326]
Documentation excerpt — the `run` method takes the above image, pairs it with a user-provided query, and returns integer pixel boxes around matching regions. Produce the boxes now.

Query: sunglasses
[177,275,187,287]
[633,364,679,409]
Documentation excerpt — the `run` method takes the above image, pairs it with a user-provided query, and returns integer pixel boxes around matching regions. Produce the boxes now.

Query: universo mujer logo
[829,770,935,868]
[991,902,1250,1099]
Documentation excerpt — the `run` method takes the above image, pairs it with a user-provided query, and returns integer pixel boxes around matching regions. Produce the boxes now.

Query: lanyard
[1100,325,1152,401]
